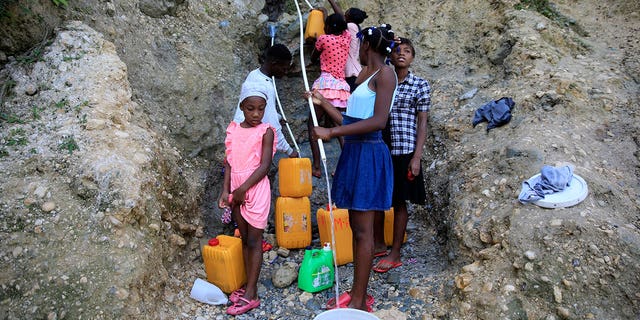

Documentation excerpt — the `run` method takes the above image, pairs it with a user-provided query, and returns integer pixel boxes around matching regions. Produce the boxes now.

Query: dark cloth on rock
[472,97,515,131]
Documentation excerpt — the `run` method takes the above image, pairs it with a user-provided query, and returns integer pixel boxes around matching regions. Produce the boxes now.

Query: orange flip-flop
[372,259,402,273]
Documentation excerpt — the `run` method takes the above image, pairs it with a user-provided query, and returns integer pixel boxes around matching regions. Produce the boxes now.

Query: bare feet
[312,167,322,178]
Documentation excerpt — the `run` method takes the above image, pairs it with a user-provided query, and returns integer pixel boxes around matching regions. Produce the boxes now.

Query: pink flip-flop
[229,287,245,304]
[226,297,260,315]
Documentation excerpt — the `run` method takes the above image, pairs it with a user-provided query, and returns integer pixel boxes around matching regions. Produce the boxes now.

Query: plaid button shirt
[388,71,431,155]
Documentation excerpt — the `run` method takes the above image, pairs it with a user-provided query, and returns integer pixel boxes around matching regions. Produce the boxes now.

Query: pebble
[503,284,516,293]
[462,261,482,273]
[115,287,129,300]
[459,88,478,100]
[34,186,48,198]
[41,202,56,212]
[553,285,562,303]
[272,262,298,288]
[277,247,290,257]
[12,246,23,258]
[169,234,187,246]
[524,250,537,260]
[298,291,313,304]
[25,83,38,96]
[454,273,472,289]
[557,306,571,319]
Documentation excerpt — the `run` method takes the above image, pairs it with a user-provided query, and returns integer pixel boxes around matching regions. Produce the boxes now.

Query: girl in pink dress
[218,83,276,316]
[309,13,351,177]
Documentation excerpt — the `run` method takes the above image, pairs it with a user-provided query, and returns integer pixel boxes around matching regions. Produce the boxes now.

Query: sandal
[373,259,403,273]
[229,287,245,304]
[226,297,260,315]
[261,239,273,252]
[327,297,372,312]
[326,292,374,309]
[374,250,388,257]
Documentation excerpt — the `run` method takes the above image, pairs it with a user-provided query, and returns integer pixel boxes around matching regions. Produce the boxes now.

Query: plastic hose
[294,0,341,308]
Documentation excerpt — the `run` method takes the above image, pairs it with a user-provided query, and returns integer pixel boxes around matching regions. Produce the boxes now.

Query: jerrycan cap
[208,238,220,246]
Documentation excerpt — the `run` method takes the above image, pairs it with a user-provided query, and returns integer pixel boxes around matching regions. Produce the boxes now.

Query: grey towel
[518,165,574,203]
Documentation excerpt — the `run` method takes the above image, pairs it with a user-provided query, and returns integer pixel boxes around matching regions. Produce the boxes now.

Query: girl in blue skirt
[306,24,398,312]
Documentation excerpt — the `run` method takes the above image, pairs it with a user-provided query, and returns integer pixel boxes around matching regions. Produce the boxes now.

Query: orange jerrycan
[275,196,312,249]
[317,205,353,265]
[384,208,407,246]
[278,158,312,197]
[202,235,246,293]
[304,9,325,42]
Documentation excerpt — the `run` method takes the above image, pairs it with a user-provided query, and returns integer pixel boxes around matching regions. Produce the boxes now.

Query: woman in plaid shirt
[373,37,431,273]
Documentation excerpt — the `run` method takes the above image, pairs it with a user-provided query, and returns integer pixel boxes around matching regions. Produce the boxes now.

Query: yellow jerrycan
[384,208,408,246]
[202,235,246,294]
[304,8,325,42]
[316,205,353,265]
[275,196,312,249]
[278,158,312,198]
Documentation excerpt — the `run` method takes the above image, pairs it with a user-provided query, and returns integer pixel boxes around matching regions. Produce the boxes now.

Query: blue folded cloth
[518,165,574,204]
[472,97,515,131]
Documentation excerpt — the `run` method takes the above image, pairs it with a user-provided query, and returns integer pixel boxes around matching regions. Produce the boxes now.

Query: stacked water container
[274,158,313,249]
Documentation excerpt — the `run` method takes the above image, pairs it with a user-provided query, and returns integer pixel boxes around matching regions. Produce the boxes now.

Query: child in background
[306,24,398,312]
[233,44,298,158]
[218,83,276,316]
[308,13,351,178]
[327,0,368,92]
[373,37,430,273]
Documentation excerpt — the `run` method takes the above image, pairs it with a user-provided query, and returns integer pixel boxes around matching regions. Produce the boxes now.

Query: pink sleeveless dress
[225,122,277,229]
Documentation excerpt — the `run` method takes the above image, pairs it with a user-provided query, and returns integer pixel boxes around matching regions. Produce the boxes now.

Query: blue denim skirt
[331,115,393,211]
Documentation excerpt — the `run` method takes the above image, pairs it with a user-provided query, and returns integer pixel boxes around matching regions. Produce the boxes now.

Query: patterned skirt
[312,72,350,108]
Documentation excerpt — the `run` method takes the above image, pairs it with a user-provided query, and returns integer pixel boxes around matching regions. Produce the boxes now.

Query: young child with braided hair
[327,0,368,92]
[306,24,398,312]
[308,12,351,178]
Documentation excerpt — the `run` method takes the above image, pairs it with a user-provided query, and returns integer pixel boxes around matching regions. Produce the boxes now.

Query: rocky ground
[160,139,452,320]
[160,210,449,320]
[1,0,639,319]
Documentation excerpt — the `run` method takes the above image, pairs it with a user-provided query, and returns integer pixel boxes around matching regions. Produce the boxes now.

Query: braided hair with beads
[357,24,397,56]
